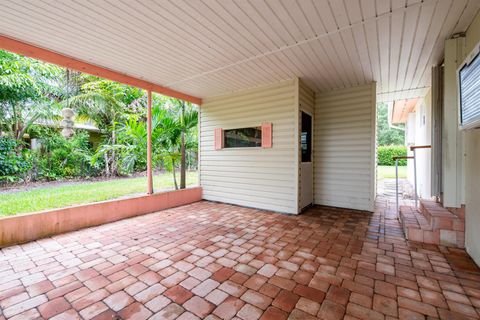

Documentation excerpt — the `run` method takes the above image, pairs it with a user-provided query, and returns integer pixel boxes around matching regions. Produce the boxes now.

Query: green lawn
[0,171,198,216]
[377,165,407,179]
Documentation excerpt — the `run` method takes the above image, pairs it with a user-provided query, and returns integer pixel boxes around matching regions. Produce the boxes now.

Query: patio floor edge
[0,187,202,247]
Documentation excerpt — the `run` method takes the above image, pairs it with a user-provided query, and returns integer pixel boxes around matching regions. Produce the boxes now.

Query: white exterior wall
[199,80,298,214]
[415,94,432,199]
[406,91,432,199]
[463,12,480,266]
[443,37,466,208]
[313,84,377,211]
[406,113,415,188]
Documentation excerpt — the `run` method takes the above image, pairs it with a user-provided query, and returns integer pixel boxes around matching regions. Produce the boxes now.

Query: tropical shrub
[0,49,199,185]
[95,115,148,176]
[0,50,64,140]
[34,131,100,180]
[0,137,31,182]
[65,76,147,177]
[108,101,198,188]
[378,145,407,166]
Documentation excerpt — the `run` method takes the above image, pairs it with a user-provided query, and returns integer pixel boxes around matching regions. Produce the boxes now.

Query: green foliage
[0,50,64,139]
[0,49,198,186]
[94,115,147,175]
[378,145,407,166]
[377,103,405,146]
[65,76,151,176]
[0,137,31,182]
[34,131,101,180]
[111,100,198,181]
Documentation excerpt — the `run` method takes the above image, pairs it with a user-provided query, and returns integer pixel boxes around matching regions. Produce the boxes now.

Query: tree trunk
[172,160,179,190]
[180,101,186,189]
[111,129,116,176]
[104,153,110,176]
[11,103,19,140]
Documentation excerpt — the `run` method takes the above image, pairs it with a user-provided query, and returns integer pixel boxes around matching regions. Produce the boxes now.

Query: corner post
[413,148,418,208]
[147,90,153,194]
[395,158,399,217]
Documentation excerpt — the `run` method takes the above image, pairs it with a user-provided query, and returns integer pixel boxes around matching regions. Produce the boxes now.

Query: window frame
[222,126,263,149]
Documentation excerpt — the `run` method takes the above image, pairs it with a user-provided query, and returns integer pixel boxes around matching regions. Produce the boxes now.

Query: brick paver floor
[0,198,479,319]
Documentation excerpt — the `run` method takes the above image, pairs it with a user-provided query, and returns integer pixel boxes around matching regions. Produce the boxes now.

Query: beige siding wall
[313,83,376,211]
[299,80,315,115]
[199,80,298,214]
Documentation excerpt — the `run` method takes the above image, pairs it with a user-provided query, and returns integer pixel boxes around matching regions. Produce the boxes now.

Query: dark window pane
[224,127,262,148]
[301,112,312,162]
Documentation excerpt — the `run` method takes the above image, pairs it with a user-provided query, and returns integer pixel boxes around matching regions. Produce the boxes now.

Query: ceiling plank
[389,10,404,94]
[0,35,202,104]
[402,1,436,90]
[0,0,477,101]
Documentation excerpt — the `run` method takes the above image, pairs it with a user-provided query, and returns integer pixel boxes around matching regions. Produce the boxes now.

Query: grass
[0,171,198,216]
[378,165,407,179]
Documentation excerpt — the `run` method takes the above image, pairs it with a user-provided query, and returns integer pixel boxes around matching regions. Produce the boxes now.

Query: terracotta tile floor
[0,198,479,320]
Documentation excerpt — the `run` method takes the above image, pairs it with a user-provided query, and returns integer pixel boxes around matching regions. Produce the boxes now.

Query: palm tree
[65,76,144,176]
[115,98,198,189]
[164,99,198,189]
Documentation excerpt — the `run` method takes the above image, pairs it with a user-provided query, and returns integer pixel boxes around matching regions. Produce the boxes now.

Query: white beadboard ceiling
[0,0,478,102]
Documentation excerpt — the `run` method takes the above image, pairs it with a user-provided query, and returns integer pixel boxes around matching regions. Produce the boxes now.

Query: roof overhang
[391,99,419,124]
[0,1,478,101]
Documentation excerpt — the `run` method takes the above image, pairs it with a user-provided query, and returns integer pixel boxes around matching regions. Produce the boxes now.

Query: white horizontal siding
[314,83,376,211]
[200,80,297,213]
[299,80,315,116]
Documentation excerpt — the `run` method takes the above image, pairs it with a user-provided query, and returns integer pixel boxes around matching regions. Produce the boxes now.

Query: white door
[300,112,313,209]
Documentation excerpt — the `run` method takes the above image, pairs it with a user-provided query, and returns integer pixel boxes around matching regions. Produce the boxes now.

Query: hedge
[378,145,407,166]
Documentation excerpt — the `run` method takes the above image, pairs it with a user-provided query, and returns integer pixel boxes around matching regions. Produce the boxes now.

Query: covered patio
[1,199,479,320]
[1,0,480,319]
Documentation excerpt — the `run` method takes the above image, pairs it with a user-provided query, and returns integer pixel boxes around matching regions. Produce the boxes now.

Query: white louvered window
[459,49,480,130]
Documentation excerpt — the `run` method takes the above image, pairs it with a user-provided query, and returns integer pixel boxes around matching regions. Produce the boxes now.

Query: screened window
[459,49,480,128]
[224,127,262,148]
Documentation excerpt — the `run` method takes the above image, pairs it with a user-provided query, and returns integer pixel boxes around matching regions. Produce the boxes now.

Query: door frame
[300,110,314,210]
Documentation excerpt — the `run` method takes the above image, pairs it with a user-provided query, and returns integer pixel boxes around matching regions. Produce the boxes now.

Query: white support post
[147,90,153,195]
[413,148,418,209]
[396,158,399,217]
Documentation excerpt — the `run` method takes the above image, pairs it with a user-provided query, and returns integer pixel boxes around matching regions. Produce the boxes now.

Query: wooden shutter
[261,123,272,148]
[214,128,223,150]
